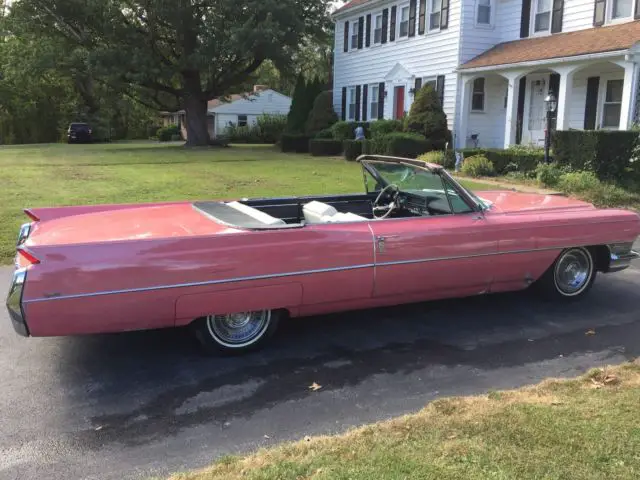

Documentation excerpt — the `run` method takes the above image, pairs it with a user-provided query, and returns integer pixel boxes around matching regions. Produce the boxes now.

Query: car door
[367,172,499,300]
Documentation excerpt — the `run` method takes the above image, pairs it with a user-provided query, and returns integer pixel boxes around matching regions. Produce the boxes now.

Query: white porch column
[616,59,639,130]
[501,70,527,148]
[553,66,578,131]
[456,75,472,149]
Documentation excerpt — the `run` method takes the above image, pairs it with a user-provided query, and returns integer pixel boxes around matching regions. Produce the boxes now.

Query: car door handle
[376,235,399,253]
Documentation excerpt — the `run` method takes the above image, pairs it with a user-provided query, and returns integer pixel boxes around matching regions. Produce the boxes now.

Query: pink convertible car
[6,155,640,354]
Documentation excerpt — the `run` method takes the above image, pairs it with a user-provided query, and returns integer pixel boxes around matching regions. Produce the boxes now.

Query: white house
[332,0,640,148]
[161,86,292,139]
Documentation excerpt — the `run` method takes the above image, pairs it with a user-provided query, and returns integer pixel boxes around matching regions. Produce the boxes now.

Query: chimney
[253,85,268,93]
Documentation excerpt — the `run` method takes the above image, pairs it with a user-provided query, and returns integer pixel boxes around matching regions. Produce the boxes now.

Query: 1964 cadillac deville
[6,155,640,354]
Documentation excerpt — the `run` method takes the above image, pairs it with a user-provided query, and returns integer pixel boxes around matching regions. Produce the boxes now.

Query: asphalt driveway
[1,258,640,480]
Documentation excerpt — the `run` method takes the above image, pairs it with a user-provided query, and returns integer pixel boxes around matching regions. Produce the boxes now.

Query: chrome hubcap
[554,249,592,295]
[207,311,270,347]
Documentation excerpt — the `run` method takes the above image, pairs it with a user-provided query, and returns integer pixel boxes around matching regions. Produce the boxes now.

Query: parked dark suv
[67,123,92,143]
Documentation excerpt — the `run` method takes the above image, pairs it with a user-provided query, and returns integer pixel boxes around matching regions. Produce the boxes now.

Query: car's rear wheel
[537,247,596,299]
[192,309,280,355]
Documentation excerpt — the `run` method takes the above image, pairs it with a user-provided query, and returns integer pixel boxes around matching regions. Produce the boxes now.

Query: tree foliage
[405,86,449,151]
[7,0,331,146]
[306,91,338,136]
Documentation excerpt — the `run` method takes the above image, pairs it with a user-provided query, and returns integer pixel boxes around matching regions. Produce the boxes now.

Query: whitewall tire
[537,247,596,299]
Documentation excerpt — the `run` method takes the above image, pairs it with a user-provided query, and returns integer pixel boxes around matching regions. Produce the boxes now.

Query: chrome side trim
[6,268,29,336]
[23,242,636,304]
[607,242,640,273]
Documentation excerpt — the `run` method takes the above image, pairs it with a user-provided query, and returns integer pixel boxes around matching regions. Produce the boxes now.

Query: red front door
[394,86,405,119]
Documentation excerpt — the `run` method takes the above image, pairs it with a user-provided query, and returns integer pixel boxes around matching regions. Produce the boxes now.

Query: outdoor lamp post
[544,92,557,164]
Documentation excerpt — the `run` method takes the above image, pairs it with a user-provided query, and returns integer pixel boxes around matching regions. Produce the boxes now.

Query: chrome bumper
[6,268,29,337]
[607,242,640,273]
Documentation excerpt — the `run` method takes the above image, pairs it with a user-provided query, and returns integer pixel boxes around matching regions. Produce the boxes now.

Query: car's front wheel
[192,309,281,355]
[537,247,596,299]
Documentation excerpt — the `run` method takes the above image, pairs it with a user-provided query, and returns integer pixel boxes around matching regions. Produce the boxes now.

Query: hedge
[281,133,310,153]
[369,119,403,138]
[373,132,430,159]
[552,130,638,183]
[309,139,343,156]
[457,148,543,174]
[344,139,371,161]
[158,124,180,142]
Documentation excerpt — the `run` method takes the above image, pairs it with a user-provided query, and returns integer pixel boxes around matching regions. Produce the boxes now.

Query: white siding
[562,0,597,33]
[215,113,260,136]
[465,75,508,147]
[498,0,523,42]
[211,90,291,116]
[332,0,462,131]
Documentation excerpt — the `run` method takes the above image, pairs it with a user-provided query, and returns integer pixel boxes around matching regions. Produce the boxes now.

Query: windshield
[362,160,482,214]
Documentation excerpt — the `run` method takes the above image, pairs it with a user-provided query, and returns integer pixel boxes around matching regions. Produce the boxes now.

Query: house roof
[460,21,640,70]
[333,0,371,15]
[207,94,244,109]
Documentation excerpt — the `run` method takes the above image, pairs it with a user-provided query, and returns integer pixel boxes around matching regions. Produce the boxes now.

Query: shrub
[344,139,370,161]
[306,91,339,136]
[281,133,310,153]
[417,150,455,169]
[157,124,180,142]
[461,156,495,177]
[557,171,601,193]
[286,74,309,134]
[331,121,371,142]
[374,132,430,159]
[535,162,563,188]
[309,139,343,156]
[315,128,334,139]
[405,85,449,151]
[147,124,162,139]
[370,119,403,138]
[256,114,287,143]
[552,130,639,182]
[457,147,543,174]
[225,125,263,144]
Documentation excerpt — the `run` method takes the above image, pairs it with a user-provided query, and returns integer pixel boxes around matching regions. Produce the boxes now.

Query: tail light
[24,209,40,222]
[17,248,40,267]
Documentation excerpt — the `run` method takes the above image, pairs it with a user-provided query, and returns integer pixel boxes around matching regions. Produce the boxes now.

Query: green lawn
[0,142,494,264]
[167,363,640,480]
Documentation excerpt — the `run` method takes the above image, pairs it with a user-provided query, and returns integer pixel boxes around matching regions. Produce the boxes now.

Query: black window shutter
[409,0,417,37]
[516,77,527,144]
[549,73,560,129]
[636,0,640,18]
[441,0,450,29]
[366,14,372,47]
[593,0,606,26]
[355,85,362,122]
[520,0,531,37]
[362,85,369,121]
[341,87,347,121]
[436,75,445,106]
[357,17,364,49]
[418,0,427,34]
[382,8,389,44]
[584,76,600,129]
[415,78,423,92]
[551,0,564,33]
[378,82,385,120]
[344,22,350,52]
[390,6,397,41]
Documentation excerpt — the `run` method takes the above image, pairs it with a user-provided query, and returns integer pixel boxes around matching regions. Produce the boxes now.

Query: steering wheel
[373,184,400,220]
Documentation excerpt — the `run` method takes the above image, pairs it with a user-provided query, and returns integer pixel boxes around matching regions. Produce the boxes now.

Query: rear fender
[25,201,189,222]
[174,283,303,325]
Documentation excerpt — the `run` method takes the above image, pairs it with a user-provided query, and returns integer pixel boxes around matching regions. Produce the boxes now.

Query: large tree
[9,0,331,146]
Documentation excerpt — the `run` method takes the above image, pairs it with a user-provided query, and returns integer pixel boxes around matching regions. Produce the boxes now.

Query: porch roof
[460,21,640,70]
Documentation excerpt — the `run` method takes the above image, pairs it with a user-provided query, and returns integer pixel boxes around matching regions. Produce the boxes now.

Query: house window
[534,0,551,32]
[370,84,380,119]
[422,77,438,91]
[612,0,633,18]
[399,6,410,37]
[351,20,359,49]
[374,13,383,43]
[430,0,441,30]
[238,115,248,127]
[602,79,623,128]
[471,78,485,112]
[477,0,492,24]
[348,87,357,120]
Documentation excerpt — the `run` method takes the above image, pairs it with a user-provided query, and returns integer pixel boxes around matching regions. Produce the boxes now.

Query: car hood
[477,190,595,213]
[26,204,239,246]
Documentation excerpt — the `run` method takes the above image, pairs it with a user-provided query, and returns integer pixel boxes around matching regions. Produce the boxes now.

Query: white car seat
[226,201,286,226]
[303,201,367,224]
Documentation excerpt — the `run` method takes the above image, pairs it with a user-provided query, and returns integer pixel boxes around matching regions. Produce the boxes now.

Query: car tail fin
[16,248,40,267]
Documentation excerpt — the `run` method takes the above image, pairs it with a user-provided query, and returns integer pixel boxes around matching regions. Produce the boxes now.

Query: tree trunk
[183,95,210,146]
